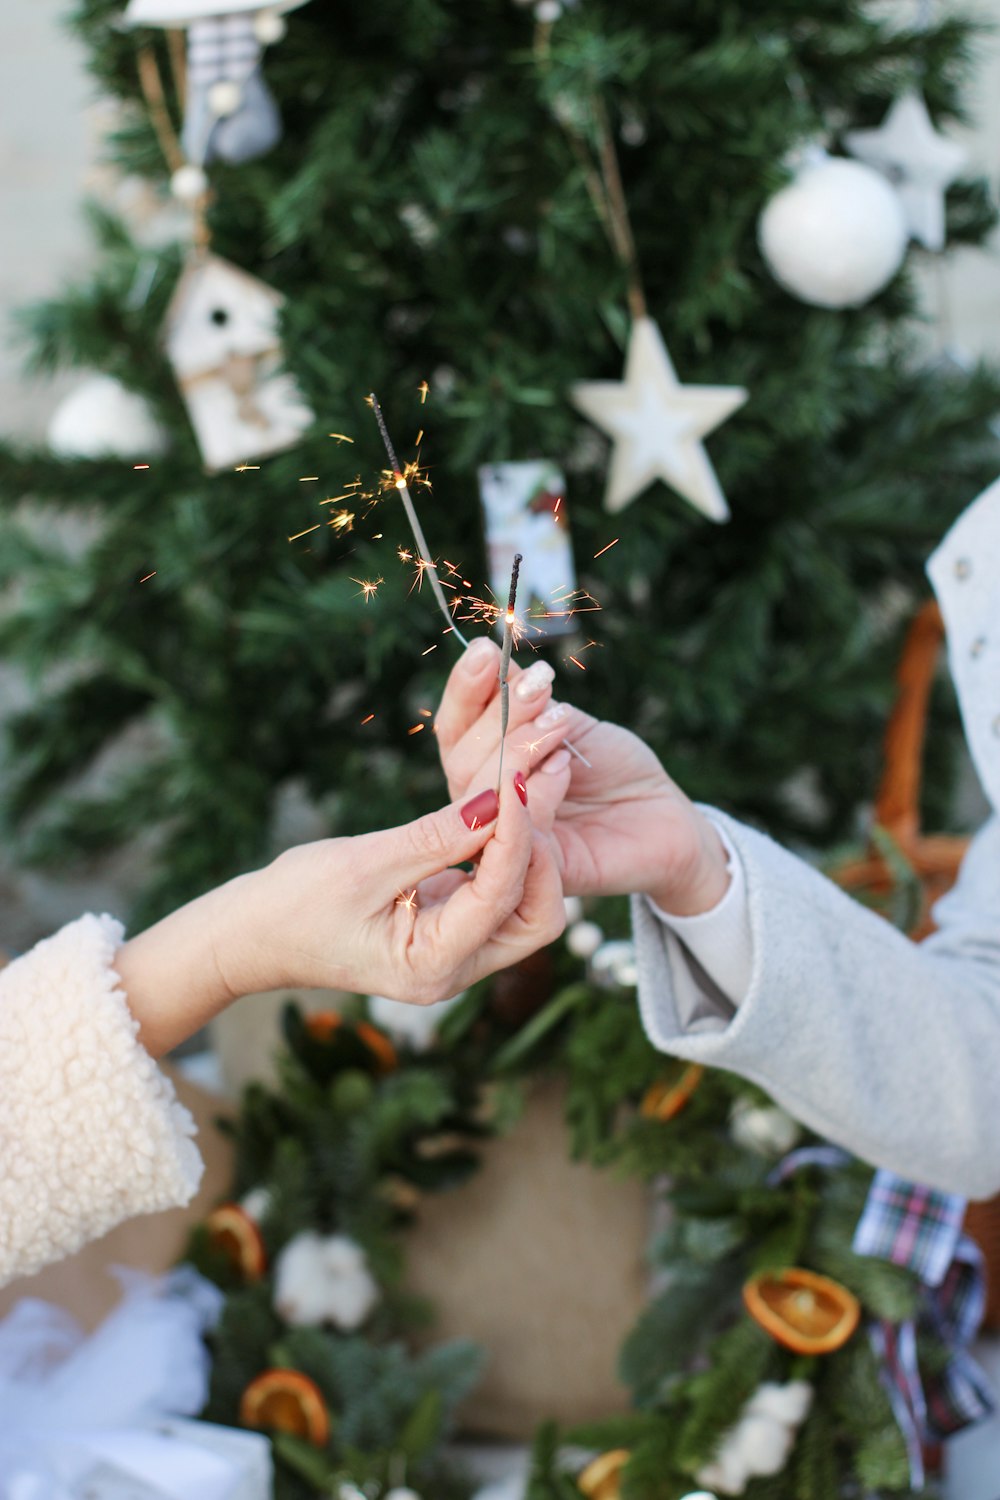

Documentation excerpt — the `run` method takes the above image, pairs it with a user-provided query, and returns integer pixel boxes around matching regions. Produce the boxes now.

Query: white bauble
[758,153,907,308]
[48,374,168,460]
[566,920,603,959]
[125,0,309,23]
[729,1098,802,1158]
[385,1491,423,1500]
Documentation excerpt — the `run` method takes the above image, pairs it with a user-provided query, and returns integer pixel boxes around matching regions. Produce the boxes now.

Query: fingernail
[461,787,500,829]
[463,637,496,669]
[541,748,572,775]
[537,701,569,728]
[514,661,555,701]
[514,770,528,806]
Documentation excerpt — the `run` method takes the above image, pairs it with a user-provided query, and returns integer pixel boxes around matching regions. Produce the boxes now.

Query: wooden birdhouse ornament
[164,253,313,471]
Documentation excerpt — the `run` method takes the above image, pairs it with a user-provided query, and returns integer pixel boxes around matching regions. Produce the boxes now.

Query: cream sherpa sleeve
[0,914,204,1287]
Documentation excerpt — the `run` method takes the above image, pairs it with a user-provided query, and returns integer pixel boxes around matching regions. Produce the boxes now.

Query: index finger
[434,636,503,755]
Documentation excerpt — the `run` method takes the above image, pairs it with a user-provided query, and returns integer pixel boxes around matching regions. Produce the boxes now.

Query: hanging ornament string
[534,23,646,321]
[135,41,211,251]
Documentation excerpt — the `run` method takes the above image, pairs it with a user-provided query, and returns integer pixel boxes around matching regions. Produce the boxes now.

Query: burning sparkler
[496,553,522,794]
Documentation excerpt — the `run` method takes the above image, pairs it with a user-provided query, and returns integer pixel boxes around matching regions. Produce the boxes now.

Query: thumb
[367,782,514,889]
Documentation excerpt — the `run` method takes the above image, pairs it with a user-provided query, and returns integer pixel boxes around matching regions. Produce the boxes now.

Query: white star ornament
[570,317,747,520]
[845,91,966,252]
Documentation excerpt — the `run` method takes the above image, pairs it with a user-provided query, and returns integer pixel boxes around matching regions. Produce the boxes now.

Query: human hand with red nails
[116,773,563,1056]
[434,637,730,913]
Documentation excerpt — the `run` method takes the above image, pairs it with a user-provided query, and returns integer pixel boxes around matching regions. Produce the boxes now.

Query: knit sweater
[0,914,203,1287]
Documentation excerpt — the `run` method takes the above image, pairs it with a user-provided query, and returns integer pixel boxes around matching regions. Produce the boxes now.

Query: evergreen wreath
[186,891,946,1500]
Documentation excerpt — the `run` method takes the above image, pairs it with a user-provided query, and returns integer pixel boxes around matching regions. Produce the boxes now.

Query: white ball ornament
[591,939,639,988]
[253,7,287,44]
[48,374,168,460]
[170,163,209,204]
[758,152,907,309]
[384,1491,423,1500]
[273,1231,379,1330]
[729,1098,801,1158]
[562,896,584,925]
[535,0,562,20]
[566,920,603,959]
[208,80,243,119]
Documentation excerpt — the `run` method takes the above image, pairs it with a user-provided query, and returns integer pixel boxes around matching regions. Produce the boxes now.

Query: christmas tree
[1,0,997,927]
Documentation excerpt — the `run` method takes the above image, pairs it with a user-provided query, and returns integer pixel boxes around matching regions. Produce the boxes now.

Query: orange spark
[352,575,384,602]
[327,509,355,533]
[415,428,424,445]
[593,538,619,559]
[288,523,322,541]
[419,708,432,717]
[396,888,418,912]
[235,462,260,471]
[568,655,586,671]
[418,380,430,403]
[360,713,376,725]
[328,432,354,443]
[138,571,157,583]
[299,476,320,482]
[421,644,438,655]
[133,464,150,470]
[408,723,425,735]
[554,496,562,515]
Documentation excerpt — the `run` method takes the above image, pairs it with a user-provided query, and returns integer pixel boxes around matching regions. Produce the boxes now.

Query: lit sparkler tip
[352,575,384,602]
[396,888,418,912]
[418,379,430,403]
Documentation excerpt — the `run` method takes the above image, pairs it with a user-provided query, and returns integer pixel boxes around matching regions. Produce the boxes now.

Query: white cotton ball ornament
[208,80,243,118]
[566,920,603,959]
[170,163,209,204]
[254,7,287,43]
[368,992,464,1053]
[273,1231,379,1330]
[758,152,907,308]
[535,0,562,20]
[729,1098,802,1158]
[748,1380,814,1426]
[385,1491,423,1500]
[48,374,168,460]
[734,1413,795,1478]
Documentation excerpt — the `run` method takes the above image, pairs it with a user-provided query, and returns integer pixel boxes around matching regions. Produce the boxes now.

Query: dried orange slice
[204,1202,267,1281]
[640,1064,704,1121]
[239,1367,331,1446]
[304,1011,398,1073]
[577,1449,629,1500]
[743,1267,861,1354]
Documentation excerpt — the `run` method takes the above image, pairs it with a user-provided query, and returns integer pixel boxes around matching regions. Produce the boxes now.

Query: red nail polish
[514,770,528,806]
[461,788,500,829]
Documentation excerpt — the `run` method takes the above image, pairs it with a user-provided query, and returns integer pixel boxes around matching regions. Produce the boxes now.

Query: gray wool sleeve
[632,811,1000,1199]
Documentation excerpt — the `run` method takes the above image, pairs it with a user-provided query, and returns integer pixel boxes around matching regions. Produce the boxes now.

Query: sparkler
[496,552,522,793]
[369,393,469,648]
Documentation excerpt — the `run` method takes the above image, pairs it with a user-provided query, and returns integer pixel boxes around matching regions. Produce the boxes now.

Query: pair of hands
[118,637,728,1057]
[223,638,728,1011]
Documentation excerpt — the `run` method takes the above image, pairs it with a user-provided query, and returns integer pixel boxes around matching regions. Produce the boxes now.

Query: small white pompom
[535,0,562,19]
[240,1186,272,1225]
[746,1380,814,1426]
[170,163,209,203]
[566,920,603,959]
[385,1491,423,1500]
[208,80,243,118]
[729,1099,802,1158]
[591,939,639,988]
[563,896,584,925]
[253,7,287,44]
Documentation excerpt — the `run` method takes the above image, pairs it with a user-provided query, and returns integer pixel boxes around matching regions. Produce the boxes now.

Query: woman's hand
[435,638,730,911]
[116,775,564,1056]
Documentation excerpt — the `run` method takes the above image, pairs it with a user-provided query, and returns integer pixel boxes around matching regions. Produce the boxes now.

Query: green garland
[185,900,946,1500]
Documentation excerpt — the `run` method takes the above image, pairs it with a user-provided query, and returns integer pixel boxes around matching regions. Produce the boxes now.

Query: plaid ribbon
[853,1169,994,1486]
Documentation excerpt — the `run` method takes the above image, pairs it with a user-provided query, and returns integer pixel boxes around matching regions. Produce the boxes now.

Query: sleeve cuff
[644,819,754,1006]
[0,914,204,1287]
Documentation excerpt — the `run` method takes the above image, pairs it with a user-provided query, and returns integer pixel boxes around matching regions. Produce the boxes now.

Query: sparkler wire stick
[369,393,468,648]
[367,395,591,772]
[496,553,522,794]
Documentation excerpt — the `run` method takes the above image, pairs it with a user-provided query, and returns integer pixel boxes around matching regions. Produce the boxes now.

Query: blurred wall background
[1,0,999,947]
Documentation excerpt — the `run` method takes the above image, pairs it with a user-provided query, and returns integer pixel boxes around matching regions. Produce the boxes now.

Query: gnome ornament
[123,0,311,166]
